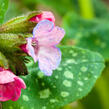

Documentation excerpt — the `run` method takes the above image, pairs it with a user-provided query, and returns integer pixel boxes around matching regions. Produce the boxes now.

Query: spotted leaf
[79,62,109,109]
[2,46,105,109]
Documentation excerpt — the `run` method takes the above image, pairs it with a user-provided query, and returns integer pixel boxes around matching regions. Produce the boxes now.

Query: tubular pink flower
[0,67,26,101]
[20,44,28,54]
[29,11,55,23]
[25,20,65,76]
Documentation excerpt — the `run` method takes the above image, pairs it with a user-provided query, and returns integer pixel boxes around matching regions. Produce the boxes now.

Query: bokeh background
[5,0,109,109]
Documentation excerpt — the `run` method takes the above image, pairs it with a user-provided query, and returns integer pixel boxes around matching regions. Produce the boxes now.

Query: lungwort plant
[0,0,105,109]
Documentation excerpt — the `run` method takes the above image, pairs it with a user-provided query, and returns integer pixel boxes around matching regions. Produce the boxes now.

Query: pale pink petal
[38,26,65,46]
[26,38,38,62]
[33,20,54,38]
[29,11,55,23]
[41,11,55,22]
[38,46,61,76]
[33,20,65,46]
[0,69,16,84]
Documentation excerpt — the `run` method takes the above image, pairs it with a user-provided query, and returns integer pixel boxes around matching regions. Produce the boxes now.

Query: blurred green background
[4,0,109,109]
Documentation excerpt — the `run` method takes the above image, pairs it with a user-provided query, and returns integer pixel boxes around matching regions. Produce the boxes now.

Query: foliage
[0,0,8,24]
[2,46,104,109]
[0,0,109,109]
[62,13,109,61]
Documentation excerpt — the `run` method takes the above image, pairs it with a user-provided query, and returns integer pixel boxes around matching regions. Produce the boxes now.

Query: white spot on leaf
[81,67,87,72]
[37,71,44,78]
[84,77,88,80]
[61,91,69,97]
[53,85,56,88]
[72,53,77,57]
[57,67,62,71]
[63,80,72,87]
[64,71,73,79]
[66,59,77,64]
[55,75,59,79]
[22,95,29,101]
[77,81,84,86]
[39,89,51,99]
[69,50,74,54]
[42,106,46,109]
[20,106,24,109]
[50,99,58,103]
[78,88,83,91]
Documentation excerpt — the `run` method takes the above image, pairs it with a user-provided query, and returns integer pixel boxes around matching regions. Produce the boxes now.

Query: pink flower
[25,20,65,76]
[0,67,26,101]
[20,11,56,54]
[29,11,55,23]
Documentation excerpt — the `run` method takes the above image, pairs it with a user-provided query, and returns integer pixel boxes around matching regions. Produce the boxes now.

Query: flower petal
[33,20,65,46]
[33,20,54,38]
[0,83,15,101]
[29,11,55,23]
[38,46,61,76]
[11,77,26,101]
[0,77,26,101]
[0,68,26,101]
[11,86,21,101]
[26,38,38,62]
[0,69,15,84]
[14,77,26,89]
[20,44,28,53]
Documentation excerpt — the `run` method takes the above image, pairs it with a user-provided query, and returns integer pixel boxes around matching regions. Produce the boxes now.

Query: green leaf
[79,85,104,109]
[62,12,109,60]
[79,62,109,109]
[92,0,109,19]
[0,0,8,24]
[2,46,105,109]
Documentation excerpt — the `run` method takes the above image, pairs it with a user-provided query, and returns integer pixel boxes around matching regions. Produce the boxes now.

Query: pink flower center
[32,39,39,55]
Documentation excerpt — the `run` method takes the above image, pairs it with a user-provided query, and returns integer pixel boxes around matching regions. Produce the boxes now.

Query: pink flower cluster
[21,11,65,76]
[0,67,26,101]
[0,11,65,102]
